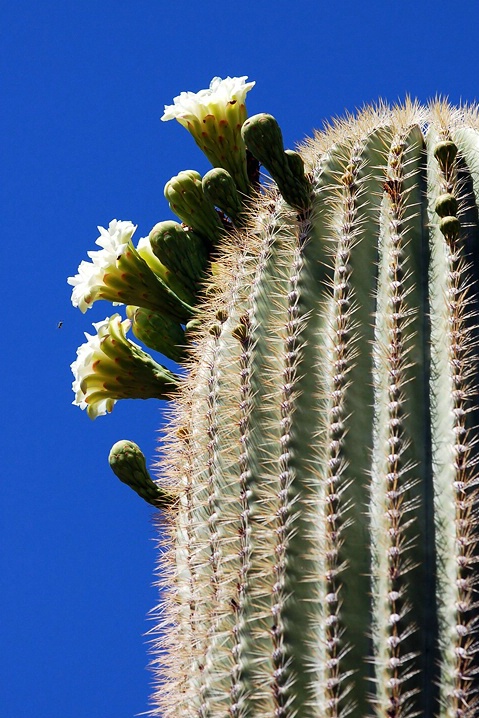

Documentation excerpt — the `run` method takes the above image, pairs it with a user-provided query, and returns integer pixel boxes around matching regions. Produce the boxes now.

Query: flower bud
[202,168,243,225]
[126,305,186,362]
[148,221,209,288]
[164,170,223,243]
[108,440,176,508]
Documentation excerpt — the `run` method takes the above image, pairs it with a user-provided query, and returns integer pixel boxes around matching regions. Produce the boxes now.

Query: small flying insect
[57,321,63,329]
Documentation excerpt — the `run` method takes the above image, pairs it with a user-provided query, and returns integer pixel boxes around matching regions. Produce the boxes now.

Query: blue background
[3,1,479,716]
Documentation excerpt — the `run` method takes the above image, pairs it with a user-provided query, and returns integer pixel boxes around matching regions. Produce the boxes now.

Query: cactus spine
[152,103,479,718]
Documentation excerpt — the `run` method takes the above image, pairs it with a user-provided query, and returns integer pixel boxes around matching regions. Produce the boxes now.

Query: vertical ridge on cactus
[145,101,479,718]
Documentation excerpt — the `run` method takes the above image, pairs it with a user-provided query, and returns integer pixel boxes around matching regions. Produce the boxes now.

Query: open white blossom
[68,220,137,312]
[161,76,255,194]
[71,314,178,420]
[71,316,125,418]
[161,76,255,127]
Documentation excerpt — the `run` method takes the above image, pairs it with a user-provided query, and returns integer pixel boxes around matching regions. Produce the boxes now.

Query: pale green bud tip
[109,440,148,478]
[108,440,175,507]
[164,170,203,202]
[149,220,183,243]
[285,149,305,176]
[241,113,284,159]
[149,222,188,270]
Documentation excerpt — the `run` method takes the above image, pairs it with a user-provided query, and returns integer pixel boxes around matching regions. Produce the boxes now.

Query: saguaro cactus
[69,80,479,717]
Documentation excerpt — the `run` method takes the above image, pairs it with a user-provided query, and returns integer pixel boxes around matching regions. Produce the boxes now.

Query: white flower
[71,316,125,418]
[67,219,190,318]
[161,76,255,127]
[68,220,137,312]
[68,259,105,313]
[71,314,178,420]
[161,76,255,194]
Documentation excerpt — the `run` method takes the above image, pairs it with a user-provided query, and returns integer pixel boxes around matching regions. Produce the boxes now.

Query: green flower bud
[202,168,244,225]
[108,440,176,508]
[148,221,209,290]
[164,170,223,243]
[126,306,186,362]
[136,235,196,306]
[241,113,311,210]
[285,149,305,177]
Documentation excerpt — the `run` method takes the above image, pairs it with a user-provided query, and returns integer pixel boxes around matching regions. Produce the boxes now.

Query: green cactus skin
[151,102,479,718]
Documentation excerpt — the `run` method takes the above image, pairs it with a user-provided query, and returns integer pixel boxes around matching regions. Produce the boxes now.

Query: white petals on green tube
[68,220,136,312]
[71,314,177,419]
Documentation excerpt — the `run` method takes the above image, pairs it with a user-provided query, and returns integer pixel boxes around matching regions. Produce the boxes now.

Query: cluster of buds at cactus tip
[69,77,479,717]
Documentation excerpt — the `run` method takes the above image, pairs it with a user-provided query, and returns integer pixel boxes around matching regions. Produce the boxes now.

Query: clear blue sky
[3,1,479,716]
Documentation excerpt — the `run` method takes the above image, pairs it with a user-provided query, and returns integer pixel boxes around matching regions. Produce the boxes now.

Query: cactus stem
[195,331,227,718]
[269,224,308,718]
[318,127,392,715]
[233,210,292,718]
[318,143,362,718]
[148,100,479,718]
[427,122,479,717]
[161,426,202,718]
[370,125,436,718]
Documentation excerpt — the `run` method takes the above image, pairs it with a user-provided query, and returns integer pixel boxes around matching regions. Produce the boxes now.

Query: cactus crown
[69,81,479,718]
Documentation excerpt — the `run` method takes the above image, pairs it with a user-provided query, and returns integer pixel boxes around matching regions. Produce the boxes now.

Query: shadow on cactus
[68,76,479,717]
